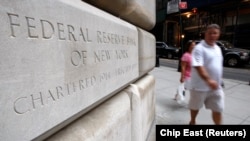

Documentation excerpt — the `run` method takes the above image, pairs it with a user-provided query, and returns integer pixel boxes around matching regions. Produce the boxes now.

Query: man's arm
[195,66,218,90]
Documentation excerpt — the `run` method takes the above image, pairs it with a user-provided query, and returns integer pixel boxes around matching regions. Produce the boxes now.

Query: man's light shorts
[188,89,224,112]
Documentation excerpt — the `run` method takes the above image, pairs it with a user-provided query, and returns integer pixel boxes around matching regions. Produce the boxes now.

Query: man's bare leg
[212,111,222,125]
[190,109,199,125]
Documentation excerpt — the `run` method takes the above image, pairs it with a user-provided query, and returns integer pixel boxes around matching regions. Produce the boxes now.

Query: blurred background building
[151,0,250,50]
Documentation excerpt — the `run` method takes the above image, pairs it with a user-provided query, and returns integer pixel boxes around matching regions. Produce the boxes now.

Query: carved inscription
[7,13,92,42]
[13,64,137,114]
[6,12,138,115]
[93,49,128,63]
[7,12,136,45]
[7,12,136,66]
[71,50,87,66]
[97,31,136,46]
[14,76,97,114]
[94,50,112,62]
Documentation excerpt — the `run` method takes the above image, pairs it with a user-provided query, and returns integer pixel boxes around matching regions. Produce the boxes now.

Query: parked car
[156,41,180,59]
[194,40,250,67]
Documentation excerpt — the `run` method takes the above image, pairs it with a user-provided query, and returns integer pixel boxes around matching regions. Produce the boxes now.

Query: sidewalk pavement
[147,65,250,141]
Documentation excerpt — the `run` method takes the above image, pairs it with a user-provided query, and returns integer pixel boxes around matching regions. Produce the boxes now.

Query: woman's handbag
[174,83,185,104]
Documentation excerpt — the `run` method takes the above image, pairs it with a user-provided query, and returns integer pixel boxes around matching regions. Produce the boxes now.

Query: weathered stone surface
[125,74,156,141]
[138,28,156,77]
[0,0,138,140]
[85,0,156,30]
[46,92,131,141]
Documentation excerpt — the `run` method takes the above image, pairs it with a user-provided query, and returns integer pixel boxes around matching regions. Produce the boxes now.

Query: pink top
[181,52,192,79]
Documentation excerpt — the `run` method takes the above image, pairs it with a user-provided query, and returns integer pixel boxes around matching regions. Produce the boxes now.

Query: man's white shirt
[190,40,223,91]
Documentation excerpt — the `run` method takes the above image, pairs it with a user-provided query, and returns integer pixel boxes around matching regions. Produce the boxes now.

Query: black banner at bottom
[156,125,250,140]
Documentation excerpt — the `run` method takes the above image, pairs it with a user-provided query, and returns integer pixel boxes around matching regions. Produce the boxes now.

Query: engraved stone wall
[0,0,138,140]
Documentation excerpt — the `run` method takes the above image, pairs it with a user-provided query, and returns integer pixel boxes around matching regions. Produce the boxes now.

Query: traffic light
[192,8,197,14]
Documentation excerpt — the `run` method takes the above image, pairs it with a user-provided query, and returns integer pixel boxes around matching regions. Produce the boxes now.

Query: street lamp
[177,0,187,72]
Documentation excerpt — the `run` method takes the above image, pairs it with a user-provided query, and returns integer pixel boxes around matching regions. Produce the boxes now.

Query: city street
[147,65,250,141]
[159,58,250,83]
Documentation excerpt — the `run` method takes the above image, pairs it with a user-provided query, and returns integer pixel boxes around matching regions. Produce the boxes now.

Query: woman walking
[180,40,196,89]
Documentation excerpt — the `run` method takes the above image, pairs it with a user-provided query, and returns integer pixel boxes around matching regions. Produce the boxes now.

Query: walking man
[189,24,224,125]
